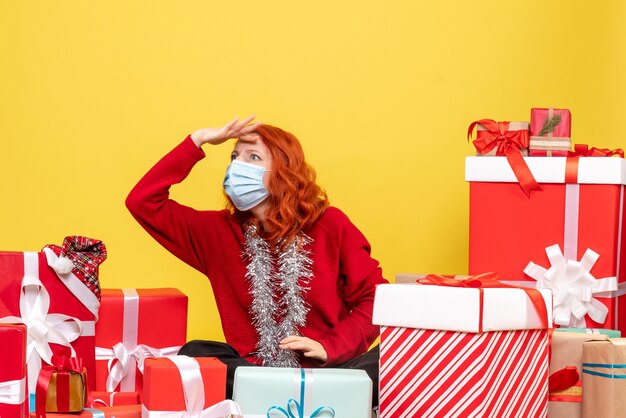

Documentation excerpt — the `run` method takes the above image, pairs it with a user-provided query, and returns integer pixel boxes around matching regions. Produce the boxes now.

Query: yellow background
[1,1,625,341]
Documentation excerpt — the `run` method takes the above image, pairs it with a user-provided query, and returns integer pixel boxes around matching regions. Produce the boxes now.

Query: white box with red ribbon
[373,282,553,418]
[466,153,626,333]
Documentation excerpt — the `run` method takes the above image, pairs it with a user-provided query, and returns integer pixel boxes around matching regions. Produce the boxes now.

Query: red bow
[569,144,624,158]
[564,144,624,184]
[419,272,549,331]
[468,119,542,198]
[548,366,580,393]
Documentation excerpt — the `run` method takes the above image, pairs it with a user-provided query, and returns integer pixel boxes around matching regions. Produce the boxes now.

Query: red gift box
[529,108,572,156]
[29,404,141,417]
[88,391,140,408]
[0,251,99,399]
[142,356,229,416]
[0,324,28,418]
[94,288,187,393]
[467,155,626,332]
[373,282,552,417]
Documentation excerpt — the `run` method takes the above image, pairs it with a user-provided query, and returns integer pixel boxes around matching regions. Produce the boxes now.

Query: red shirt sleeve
[317,209,388,364]
[125,136,218,273]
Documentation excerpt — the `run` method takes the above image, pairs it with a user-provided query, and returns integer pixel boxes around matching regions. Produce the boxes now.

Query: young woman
[126,116,388,404]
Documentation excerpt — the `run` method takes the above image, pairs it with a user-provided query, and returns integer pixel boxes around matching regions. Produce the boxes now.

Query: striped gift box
[373,283,552,418]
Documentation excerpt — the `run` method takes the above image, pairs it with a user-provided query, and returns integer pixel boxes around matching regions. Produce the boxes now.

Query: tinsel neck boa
[243,225,314,367]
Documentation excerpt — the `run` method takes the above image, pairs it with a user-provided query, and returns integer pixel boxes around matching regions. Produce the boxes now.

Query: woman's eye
[230,154,237,161]
[250,154,261,161]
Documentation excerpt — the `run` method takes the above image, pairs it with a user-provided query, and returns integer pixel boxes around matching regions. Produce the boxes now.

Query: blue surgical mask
[223,160,270,211]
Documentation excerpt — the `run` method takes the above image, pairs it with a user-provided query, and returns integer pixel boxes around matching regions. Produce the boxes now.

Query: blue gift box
[232,367,372,418]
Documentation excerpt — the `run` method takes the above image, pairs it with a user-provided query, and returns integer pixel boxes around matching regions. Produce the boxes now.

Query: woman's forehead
[234,134,267,152]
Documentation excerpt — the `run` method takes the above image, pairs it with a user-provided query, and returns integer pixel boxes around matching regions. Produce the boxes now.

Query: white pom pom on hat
[52,256,75,274]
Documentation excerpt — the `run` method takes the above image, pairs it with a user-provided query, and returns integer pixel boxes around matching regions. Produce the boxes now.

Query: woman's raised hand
[190,115,261,147]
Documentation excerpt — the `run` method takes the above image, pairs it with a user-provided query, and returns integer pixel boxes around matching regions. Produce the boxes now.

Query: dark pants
[178,340,380,407]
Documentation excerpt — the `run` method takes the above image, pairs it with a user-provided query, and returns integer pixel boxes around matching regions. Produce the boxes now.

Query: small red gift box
[529,108,572,156]
[88,391,140,408]
[94,288,188,393]
[0,250,100,399]
[142,356,228,416]
[0,323,28,418]
[466,153,626,333]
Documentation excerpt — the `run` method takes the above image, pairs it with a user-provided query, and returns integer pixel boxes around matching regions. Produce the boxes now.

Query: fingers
[279,336,328,362]
[222,114,261,141]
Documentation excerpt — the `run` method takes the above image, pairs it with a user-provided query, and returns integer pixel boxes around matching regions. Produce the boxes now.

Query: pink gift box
[529,108,572,156]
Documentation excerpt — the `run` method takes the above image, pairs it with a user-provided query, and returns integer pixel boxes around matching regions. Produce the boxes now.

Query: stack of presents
[1,107,626,418]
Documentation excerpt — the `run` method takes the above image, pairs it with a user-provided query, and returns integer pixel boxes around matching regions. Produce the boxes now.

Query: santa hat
[44,236,107,300]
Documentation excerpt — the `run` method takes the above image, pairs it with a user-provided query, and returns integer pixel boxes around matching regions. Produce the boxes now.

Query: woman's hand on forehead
[190,114,261,147]
[238,132,261,143]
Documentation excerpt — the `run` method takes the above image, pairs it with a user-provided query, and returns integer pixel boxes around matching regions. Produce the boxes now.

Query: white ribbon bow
[142,356,243,417]
[96,343,181,392]
[524,244,618,327]
[0,377,26,405]
[0,252,83,393]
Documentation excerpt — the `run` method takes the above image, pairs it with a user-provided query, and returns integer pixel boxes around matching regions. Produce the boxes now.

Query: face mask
[223,160,270,211]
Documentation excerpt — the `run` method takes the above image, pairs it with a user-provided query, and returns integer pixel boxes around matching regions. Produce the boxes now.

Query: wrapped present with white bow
[0,323,28,418]
[373,278,553,418]
[94,288,187,394]
[233,367,372,418]
[466,150,626,333]
[0,237,106,407]
[142,356,234,417]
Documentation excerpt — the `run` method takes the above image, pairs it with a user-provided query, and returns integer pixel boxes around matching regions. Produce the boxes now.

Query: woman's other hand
[191,115,261,147]
[279,336,328,362]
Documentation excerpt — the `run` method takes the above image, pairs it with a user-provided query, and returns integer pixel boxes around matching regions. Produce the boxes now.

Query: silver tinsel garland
[243,225,313,367]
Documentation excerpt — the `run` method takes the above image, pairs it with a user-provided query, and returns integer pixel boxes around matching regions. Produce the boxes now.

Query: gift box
[0,249,101,401]
[469,120,530,156]
[468,119,540,198]
[548,331,612,418]
[466,154,626,333]
[142,356,230,416]
[94,288,187,393]
[582,338,626,418]
[29,404,142,418]
[233,367,371,418]
[0,323,28,418]
[88,391,140,408]
[529,108,572,156]
[557,328,621,338]
[35,356,88,417]
[373,281,552,418]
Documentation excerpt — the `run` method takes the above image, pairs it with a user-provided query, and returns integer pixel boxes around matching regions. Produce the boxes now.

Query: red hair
[226,124,329,247]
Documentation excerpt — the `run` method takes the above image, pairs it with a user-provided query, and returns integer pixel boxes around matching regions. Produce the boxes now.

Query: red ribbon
[564,144,624,184]
[569,144,624,158]
[418,272,549,332]
[548,366,582,402]
[35,355,87,418]
[468,119,542,198]
[548,365,579,393]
